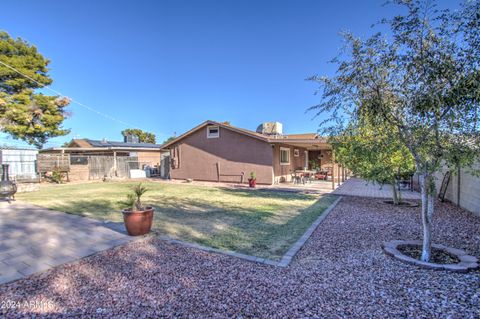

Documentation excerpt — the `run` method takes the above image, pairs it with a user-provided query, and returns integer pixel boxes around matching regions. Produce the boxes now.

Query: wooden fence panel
[37,154,70,172]
[38,154,141,180]
[88,156,115,179]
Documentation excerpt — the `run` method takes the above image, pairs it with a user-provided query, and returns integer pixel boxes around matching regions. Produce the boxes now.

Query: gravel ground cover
[0,197,478,318]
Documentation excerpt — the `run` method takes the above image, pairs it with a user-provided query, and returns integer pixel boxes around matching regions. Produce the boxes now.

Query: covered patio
[270,135,349,190]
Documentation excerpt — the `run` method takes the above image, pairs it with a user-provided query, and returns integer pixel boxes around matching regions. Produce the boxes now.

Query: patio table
[292,169,317,184]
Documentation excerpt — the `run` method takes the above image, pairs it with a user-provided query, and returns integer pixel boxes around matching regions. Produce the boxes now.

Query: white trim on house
[207,126,220,138]
[280,147,290,165]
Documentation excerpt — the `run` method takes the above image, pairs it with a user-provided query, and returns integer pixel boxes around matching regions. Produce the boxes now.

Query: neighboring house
[62,138,164,166]
[0,148,38,181]
[161,120,333,185]
[40,137,167,181]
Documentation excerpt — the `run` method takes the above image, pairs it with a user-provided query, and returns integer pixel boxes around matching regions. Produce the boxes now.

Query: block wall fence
[413,161,480,217]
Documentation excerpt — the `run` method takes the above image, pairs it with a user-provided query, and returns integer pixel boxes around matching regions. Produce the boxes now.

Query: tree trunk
[392,179,399,205]
[397,180,403,204]
[419,173,434,262]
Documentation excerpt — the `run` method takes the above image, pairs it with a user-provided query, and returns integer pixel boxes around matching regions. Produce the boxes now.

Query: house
[0,148,38,181]
[161,120,335,185]
[40,137,168,181]
[63,138,164,166]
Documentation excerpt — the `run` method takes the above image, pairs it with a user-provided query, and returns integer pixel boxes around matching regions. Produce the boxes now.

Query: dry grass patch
[17,181,336,259]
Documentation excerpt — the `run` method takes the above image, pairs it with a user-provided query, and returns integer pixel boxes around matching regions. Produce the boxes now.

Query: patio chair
[302,172,313,184]
[315,171,328,180]
[291,172,302,185]
[290,171,302,184]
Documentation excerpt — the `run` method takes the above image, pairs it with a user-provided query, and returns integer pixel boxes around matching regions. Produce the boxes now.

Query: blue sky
[0,0,458,147]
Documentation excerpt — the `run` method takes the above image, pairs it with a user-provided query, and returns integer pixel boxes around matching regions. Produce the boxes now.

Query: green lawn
[17,181,336,260]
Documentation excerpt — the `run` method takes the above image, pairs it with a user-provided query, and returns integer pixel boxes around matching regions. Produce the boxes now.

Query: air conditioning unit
[256,122,283,136]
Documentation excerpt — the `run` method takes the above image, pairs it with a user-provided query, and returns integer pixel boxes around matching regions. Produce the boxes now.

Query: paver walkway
[332,177,421,199]
[0,201,132,285]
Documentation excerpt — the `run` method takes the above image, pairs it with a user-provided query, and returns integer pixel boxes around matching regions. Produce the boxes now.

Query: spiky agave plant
[125,183,148,211]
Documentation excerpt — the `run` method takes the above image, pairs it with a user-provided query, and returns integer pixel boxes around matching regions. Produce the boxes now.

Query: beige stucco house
[161,120,334,185]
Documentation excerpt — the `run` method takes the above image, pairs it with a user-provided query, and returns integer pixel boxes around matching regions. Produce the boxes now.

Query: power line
[0,60,140,128]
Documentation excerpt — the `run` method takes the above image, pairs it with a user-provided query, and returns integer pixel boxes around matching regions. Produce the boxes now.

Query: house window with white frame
[207,126,220,138]
[280,147,290,165]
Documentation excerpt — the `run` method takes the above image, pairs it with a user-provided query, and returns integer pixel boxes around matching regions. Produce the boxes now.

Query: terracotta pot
[122,207,154,236]
[248,178,256,188]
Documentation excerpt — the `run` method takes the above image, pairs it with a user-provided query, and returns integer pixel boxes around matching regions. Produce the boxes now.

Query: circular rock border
[382,240,479,273]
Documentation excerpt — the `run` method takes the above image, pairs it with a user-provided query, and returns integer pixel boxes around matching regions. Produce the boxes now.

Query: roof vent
[101,138,108,143]
[256,122,283,136]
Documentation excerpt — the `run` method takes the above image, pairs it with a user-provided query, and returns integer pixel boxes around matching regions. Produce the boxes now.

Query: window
[293,149,300,157]
[280,147,290,165]
[70,156,88,165]
[207,126,220,138]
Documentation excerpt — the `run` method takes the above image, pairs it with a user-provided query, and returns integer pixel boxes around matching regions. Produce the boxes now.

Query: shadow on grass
[218,186,319,201]
[17,188,337,259]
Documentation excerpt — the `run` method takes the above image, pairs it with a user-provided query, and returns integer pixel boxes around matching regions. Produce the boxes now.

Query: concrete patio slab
[0,201,133,285]
[332,177,421,199]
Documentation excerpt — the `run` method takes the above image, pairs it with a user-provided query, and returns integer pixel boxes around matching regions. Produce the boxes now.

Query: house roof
[70,139,92,148]
[161,120,330,150]
[283,133,318,139]
[71,139,162,149]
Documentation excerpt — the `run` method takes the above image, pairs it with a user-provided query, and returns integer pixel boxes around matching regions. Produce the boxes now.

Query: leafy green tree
[0,31,70,148]
[332,117,416,205]
[121,128,156,144]
[310,0,480,261]
[162,136,176,144]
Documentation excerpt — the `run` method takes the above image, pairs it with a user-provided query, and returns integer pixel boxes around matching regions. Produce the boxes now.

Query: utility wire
[0,60,140,128]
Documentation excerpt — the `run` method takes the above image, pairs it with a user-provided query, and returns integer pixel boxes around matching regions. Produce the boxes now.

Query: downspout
[457,164,461,207]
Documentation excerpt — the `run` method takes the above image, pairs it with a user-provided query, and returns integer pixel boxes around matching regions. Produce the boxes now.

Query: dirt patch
[382,200,419,207]
[397,244,460,264]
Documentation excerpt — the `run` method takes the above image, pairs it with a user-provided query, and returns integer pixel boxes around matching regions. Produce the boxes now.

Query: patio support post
[332,151,335,190]
[337,164,341,187]
[338,164,341,185]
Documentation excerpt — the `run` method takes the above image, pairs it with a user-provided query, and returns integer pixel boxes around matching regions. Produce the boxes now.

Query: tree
[162,136,176,144]
[310,0,480,262]
[331,117,415,205]
[0,31,70,148]
[121,128,156,144]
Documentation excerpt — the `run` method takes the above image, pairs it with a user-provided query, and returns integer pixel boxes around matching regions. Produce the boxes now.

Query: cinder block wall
[414,161,480,217]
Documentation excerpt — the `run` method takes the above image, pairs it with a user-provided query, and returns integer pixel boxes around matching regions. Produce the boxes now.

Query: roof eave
[160,120,268,149]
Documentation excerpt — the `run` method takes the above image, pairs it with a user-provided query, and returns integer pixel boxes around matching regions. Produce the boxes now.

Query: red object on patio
[315,172,328,180]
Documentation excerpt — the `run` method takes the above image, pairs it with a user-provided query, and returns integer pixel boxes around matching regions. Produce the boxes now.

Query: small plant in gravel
[50,169,65,184]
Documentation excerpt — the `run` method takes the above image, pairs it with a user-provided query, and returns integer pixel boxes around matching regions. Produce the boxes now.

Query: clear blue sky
[0,0,458,147]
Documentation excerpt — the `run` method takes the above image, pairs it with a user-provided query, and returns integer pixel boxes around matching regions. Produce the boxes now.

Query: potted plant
[248,171,256,188]
[122,183,154,236]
